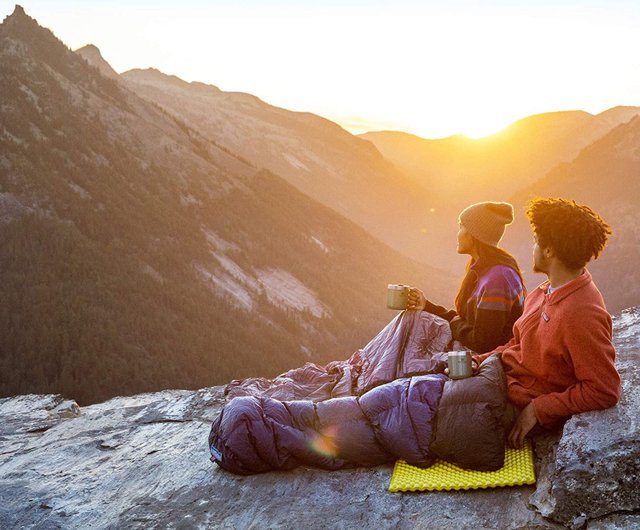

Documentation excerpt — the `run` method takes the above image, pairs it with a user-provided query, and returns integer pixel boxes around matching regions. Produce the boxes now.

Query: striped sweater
[424,264,525,353]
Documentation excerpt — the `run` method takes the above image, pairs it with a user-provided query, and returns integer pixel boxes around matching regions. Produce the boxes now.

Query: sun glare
[459,121,511,140]
[334,113,513,141]
[406,106,526,141]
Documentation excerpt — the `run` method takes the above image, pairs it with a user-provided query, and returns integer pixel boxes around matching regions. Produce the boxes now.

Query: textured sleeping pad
[388,439,535,492]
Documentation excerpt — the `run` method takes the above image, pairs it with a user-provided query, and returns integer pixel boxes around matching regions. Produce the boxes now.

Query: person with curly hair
[474,197,621,448]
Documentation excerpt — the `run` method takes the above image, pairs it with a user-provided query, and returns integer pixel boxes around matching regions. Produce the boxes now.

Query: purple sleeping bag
[209,374,447,475]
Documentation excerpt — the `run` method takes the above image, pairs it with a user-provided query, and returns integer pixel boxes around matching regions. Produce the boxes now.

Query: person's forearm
[423,299,457,321]
[533,312,622,427]
[532,379,620,428]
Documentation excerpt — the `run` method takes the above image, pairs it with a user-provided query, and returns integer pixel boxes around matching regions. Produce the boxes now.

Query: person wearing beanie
[458,201,514,246]
[408,201,526,353]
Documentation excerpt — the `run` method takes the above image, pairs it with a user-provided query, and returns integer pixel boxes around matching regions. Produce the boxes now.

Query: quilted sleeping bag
[208,303,510,475]
[209,355,508,474]
[209,373,447,475]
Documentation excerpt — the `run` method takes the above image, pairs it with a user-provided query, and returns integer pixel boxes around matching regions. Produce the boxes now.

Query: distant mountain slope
[360,107,640,272]
[0,6,456,404]
[502,116,640,313]
[361,107,640,202]
[98,63,441,265]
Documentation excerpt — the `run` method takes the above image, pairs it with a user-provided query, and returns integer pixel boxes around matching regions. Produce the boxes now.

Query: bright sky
[2,0,640,138]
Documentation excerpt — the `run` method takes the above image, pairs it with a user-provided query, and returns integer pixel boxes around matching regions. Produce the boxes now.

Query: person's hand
[407,287,426,310]
[508,402,538,449]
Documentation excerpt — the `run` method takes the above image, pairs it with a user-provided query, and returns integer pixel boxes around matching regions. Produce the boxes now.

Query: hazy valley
[363,110,640,313]
[1,4,638,406]
[0,7,454,404]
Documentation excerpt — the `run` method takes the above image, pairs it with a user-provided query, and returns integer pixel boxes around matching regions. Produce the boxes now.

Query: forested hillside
[0,7,455,404]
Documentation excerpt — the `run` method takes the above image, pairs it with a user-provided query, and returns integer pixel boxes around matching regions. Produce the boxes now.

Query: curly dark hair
[526,197,612,269]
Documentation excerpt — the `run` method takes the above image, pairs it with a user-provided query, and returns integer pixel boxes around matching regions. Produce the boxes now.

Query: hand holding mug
[444,357,479,378]
[407,287,426,310]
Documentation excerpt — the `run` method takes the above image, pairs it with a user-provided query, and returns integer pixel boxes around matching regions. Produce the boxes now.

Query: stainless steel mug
[387,284,410,310]
[447,351,473,379]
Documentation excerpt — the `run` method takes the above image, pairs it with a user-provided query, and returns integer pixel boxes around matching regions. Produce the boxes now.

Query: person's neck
[547,263,584,288]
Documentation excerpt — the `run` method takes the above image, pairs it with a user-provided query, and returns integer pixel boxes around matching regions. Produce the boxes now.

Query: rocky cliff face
[1,307,638,530]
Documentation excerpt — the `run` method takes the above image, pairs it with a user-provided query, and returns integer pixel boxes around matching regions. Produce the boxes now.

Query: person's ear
[543,246,554,258]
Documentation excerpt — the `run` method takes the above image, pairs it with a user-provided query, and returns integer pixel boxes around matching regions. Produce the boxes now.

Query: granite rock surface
[1,308,639,529]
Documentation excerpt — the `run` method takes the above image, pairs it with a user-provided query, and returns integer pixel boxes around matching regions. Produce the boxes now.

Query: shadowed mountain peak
[75,44,119,79]
[3,4,52,40]
[6,4,26,20]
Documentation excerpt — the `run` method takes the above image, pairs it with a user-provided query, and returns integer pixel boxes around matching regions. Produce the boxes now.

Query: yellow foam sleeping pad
[389,439,536,492]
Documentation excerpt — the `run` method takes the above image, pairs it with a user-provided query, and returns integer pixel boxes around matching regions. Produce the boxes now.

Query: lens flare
[309,425,339,459]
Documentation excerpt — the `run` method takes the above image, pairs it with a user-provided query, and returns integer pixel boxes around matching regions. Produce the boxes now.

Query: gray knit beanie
[458,201,514,246]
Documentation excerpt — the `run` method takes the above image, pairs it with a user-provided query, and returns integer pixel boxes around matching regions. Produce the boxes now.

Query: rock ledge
[1,308,639,529]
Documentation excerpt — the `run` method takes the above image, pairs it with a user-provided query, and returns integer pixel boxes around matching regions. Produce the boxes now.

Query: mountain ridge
[359,104,640,284]
[75,44,118,79]
[360,106,640,196]
[110,58,444,265]
[0,6,455,404]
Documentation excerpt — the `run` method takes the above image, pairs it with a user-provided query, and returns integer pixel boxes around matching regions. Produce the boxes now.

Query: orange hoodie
[475,269,620,428]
